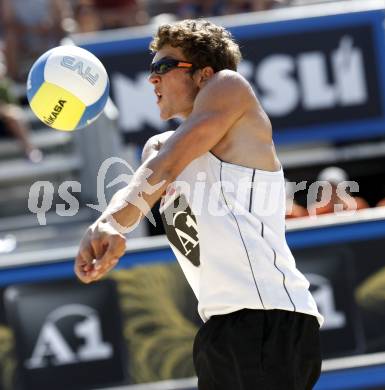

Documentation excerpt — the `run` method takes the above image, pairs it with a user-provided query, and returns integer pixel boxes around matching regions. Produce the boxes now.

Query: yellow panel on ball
[30,82,86,131]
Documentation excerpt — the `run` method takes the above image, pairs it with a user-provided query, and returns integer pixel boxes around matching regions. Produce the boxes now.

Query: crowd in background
[0,0,333,84]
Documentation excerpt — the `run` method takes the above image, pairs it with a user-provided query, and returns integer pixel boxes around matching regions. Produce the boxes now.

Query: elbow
[145,155,179,184]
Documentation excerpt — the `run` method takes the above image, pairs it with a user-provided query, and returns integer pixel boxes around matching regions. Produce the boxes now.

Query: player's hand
[75,220,126,283]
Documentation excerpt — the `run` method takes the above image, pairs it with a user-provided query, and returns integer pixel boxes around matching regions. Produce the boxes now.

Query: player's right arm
[74,131,174,284]
[141,130,174,163]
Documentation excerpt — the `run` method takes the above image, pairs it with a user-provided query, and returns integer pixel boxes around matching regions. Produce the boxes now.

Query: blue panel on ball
[76,79,110,129]
[26,49,53,102]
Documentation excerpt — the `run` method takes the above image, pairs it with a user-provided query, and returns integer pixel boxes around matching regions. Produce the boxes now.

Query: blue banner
[73,2,385,144]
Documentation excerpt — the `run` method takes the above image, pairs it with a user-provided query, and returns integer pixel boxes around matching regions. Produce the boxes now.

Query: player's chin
[159,110,172,121]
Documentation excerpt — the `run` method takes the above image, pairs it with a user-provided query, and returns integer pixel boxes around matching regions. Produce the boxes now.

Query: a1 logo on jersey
[161,194,200,266]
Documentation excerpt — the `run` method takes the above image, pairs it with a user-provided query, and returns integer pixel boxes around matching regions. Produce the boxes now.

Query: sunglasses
[150,58,194,75]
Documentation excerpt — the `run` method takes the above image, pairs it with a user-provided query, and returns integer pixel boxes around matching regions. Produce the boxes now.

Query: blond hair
[149,19,242,72]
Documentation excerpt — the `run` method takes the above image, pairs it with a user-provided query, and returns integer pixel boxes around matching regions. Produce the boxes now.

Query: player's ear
[196,66,214,87]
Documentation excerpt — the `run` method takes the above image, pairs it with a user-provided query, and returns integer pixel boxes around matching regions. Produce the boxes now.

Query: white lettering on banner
[25,322,76,368]
[255,35,367,116]
[75,314,113,361]
[25,304,113,369]
[332,36,367,106]
[298,52,336,110]
[112,72,166,133]
[257,55,299,116]
[110,36,368,129]
[306,273,346,330]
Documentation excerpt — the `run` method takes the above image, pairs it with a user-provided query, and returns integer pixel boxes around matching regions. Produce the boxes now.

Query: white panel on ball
[44,46,108,106]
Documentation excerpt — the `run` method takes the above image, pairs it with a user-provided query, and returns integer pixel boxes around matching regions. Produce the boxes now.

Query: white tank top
[160,152,323,326]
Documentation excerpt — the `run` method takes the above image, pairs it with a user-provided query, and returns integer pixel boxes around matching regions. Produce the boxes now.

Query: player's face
[148,45,200,120]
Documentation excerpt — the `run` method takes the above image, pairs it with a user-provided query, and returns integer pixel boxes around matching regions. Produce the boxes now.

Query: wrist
[101,211,141,235]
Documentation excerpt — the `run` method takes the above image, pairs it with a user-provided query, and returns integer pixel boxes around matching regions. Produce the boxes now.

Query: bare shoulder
[141,130,174,162]
[213,70,270,121]
[195,70,255,110]
[205,70,253,93]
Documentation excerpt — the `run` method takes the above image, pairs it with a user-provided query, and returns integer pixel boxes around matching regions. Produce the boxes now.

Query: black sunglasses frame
[150,58,194,75]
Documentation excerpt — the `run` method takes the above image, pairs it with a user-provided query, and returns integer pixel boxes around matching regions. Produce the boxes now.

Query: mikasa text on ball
[27,46,109,131]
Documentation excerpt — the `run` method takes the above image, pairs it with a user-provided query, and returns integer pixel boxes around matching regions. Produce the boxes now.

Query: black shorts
[193,309,321,390]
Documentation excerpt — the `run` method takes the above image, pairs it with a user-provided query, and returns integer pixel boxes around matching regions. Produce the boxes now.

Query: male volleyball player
[75,19,323,390]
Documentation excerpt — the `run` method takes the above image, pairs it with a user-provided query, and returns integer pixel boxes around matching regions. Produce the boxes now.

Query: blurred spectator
[178,0,224,18]
[286,202,308,218]
[92,0,149,30]
[376,198,385,208]
[285,179,308,219]
[1,0,73,82]
[73,0,102,33]
[224,0,263,13]
[247,0,288,11]
[311,167,369,215]
[177,0,288,19]
[0,49,43,163]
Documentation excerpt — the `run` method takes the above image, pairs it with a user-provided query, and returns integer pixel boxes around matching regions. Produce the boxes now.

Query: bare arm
[75,71,253,283]
[141,130,174,163]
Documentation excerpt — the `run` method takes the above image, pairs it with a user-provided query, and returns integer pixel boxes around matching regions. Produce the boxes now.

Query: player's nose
[148,73,160,84]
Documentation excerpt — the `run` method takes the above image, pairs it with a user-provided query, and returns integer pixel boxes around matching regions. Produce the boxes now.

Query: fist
[75,220,126,283]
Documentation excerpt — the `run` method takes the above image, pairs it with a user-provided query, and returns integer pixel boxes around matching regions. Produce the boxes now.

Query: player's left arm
[75,71,253,283]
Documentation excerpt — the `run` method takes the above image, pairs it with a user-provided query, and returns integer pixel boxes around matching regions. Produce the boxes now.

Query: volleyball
[26,46,109,131]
